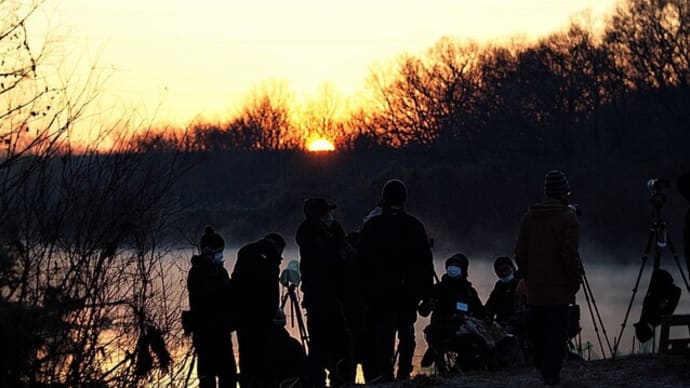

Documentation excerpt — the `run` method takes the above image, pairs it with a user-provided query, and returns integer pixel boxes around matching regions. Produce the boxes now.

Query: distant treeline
[136,0,689,160]
[137,0,689,260]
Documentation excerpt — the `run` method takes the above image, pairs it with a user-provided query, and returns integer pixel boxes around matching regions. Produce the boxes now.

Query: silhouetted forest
[142,0,689,260]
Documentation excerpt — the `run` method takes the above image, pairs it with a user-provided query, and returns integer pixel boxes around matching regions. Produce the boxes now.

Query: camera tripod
[578,260,614,359]
[280,268,310,352]
[612,191,690,357]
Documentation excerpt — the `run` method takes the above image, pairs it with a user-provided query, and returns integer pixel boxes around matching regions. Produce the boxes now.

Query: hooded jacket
[515,197,582,305]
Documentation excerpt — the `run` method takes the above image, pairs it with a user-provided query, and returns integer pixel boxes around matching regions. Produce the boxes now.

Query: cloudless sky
[48,0,620,128]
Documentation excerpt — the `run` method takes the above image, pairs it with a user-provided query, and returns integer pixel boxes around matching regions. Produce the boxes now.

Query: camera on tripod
[647,178,670,210]
[279,260,310,350]
[613,177,690,356]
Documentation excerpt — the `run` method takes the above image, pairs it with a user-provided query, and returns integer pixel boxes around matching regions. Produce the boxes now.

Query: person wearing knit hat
[445,253,469,278]
[187,226,236,388]
[515,171,582,385]
[418,252,484,369]
[544,170,570,198]
[200,226,226,263]
[485,257,519,326]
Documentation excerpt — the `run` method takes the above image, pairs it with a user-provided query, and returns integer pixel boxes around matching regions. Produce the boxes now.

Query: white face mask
[212,251,224,264]
[446,265,462,278]
[499,272,514,283]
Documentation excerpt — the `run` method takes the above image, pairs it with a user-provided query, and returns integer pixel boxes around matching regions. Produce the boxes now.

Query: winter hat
[382,179,407,205]
[493,256,516,271]
[304,198,336,218]
[544,170,570,197]
[678,173,690,201]
[200,226,225,253]
[445,253,469,272]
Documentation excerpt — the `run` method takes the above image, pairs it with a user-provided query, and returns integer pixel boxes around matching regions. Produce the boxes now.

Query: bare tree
[298,82,350,148]
[365,38,483,148]
[606,0,690,90]
[0,2,193,386]
[229,81,295,150]
[604,0,690,146]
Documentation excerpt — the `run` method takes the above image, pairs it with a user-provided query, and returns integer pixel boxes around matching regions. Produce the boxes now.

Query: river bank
[367,354,690,387]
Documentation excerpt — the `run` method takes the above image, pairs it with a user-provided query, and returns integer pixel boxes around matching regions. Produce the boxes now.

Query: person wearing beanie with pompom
[187,226,236,388]
[514,170,582,386]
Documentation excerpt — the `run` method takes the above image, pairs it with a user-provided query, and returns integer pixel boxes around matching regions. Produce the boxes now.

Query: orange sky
[44,0,619,129]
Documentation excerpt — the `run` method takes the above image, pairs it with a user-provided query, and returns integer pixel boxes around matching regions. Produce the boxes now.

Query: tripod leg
[612,229,654,358]
[289,290,310,352]
[581,267,613,358]
[580,271,609,359]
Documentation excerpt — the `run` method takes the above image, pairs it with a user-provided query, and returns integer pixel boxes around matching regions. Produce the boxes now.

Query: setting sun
[307,138,336,152]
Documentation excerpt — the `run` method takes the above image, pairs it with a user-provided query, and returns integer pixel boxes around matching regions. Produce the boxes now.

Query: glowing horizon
[49,0,619,130]
[307,138,336,152]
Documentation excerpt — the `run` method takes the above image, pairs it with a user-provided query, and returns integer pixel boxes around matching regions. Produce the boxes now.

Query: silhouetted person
[187,227,237,388]
[515,170,582,386]
[419,254,485,368]
[296,198,354,387]
[357,179,434,381]
[232,233,307,387]
[231,233,285,387]
[485,257,519,327]
[679,173,690,280]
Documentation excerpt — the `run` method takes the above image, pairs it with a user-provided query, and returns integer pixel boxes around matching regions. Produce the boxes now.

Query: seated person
[419,253,486,369]
[484,257,519,328]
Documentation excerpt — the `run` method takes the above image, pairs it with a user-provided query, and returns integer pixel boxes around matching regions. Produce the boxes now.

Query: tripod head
[646,178,671,248]
[648,178,670,214]
[278,259,310,349]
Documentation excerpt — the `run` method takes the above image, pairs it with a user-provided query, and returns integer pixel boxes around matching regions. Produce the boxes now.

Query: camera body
[647,178,670,210]
[647,178,670,193]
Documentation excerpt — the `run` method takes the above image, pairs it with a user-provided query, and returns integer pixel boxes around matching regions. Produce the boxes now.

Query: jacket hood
[191,254,212,267]
[528,197,570,218]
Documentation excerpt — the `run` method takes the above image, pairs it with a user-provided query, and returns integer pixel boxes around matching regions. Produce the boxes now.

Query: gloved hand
[418,298,436,317]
